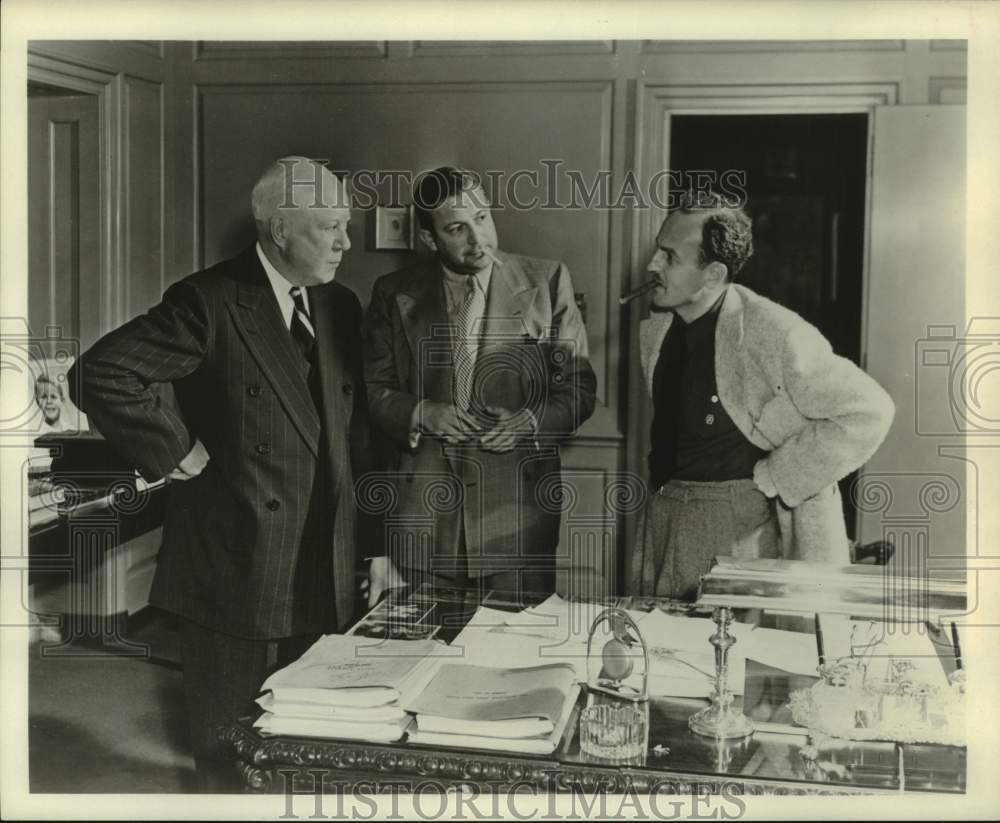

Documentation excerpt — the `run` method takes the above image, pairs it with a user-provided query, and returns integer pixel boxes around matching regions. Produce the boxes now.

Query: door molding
[27,53,121,335]
[631,82,897,296]
[623,80,898,582]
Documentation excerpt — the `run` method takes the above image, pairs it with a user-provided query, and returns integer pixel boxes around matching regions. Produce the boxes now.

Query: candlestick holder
[687,606,754,739]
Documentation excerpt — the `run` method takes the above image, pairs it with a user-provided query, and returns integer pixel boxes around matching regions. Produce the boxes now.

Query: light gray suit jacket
[639,284,894,562]
[364,251,597,576]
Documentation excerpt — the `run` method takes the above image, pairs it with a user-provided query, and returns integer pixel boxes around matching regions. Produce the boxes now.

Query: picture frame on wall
[373,204,414,251]
[30,355,89,435]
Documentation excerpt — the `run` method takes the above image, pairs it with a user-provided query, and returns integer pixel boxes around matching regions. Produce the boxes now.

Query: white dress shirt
[256,242,309,329]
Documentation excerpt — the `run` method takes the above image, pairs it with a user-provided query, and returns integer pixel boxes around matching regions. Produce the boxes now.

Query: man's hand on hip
[364,556,408,608]
[168,438,210,481]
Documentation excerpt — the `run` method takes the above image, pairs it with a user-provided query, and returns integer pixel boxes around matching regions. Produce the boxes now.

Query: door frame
[27,53,122,336]
[623,81,898,581]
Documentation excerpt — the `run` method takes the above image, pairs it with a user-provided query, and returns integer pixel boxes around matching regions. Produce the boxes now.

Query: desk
[220,587,966,796]
[28,473,169,651]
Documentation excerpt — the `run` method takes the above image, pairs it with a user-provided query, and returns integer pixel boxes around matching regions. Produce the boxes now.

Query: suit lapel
[481,252,539,344]
[310,284,348,498]
[226,248,321,457]
[310,285,347,434]
[397,261,453,404]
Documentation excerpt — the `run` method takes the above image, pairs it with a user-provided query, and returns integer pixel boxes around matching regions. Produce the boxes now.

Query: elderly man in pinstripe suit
[70,156,380,791]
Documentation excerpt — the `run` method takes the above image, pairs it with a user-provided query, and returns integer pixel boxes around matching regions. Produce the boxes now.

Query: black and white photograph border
[2,1,999,820]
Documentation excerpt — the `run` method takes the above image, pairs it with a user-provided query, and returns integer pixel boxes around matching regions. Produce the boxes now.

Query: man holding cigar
[631,191,894,601]
[363,166,596,599]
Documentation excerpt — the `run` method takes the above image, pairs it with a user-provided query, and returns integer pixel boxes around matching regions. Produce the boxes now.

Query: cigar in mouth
[618,279,659,306]
[482,249,502,267]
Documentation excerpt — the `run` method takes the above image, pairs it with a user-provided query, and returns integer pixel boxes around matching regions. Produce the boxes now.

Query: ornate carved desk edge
[219,725,884,795]
[218,722,272,792]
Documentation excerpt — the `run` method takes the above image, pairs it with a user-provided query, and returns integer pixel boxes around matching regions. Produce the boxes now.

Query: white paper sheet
[742,626,822,677]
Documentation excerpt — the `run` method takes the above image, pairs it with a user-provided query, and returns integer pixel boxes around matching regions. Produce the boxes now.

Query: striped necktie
[289,285,324,413]
[453,275,485,412]
[289,286,315,360]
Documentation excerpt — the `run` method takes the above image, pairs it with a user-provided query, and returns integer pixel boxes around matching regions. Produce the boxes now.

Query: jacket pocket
[753,391,806,449]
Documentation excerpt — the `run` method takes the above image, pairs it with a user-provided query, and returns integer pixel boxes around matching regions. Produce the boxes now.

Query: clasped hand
[419,402,535,453]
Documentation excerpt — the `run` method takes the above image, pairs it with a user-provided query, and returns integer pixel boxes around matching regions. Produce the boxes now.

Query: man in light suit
[70,156,379,790]
[364,167,596,599]
[632,191,894,600]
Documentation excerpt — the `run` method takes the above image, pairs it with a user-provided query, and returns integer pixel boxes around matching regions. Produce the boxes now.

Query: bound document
[260,635,443,708]
[254,713,413,743]
[256,634,447,742]
[405,663,581,754]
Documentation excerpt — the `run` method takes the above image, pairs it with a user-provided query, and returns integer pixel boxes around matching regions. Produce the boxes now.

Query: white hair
[251,156,342,226]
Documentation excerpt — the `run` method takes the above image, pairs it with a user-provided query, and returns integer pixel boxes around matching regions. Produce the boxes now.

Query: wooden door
[28,93,102,351]
[859,105,967,573]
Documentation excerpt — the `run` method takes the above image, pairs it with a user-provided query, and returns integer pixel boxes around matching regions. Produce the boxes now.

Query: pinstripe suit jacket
[69,246,372,638]
[364,251,597,577]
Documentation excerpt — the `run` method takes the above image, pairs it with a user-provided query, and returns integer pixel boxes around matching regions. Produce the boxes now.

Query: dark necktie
[289,286,315,360]
[289,286,322,412]
[649,314,687,489]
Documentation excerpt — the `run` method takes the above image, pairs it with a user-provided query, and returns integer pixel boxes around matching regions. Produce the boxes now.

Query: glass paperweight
[578,703,647,761]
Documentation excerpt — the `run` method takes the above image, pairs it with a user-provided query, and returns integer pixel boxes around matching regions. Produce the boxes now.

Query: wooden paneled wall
[28,41,175,345]
[25,39,969,593]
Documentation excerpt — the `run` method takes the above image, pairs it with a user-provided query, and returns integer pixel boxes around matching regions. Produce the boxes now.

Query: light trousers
[631,478,781,601]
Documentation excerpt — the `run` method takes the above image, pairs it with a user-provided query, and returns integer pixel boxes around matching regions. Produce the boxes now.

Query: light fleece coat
[639,284,895,562]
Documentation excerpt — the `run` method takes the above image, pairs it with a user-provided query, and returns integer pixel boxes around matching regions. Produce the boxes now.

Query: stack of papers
[451,598,754,700]
[405,663,581,754]
[255,635,453,742]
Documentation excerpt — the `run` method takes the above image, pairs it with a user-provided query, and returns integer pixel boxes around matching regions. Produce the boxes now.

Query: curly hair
[677,190,754,281]
[412,166,485,232]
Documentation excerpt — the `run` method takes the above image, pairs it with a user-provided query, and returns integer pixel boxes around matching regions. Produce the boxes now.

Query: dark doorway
[669,113,869,536]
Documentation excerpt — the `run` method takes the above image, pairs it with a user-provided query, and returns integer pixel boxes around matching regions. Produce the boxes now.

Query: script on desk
[405,663,578,739]
[260,635,446,708]
[499,593,646,646]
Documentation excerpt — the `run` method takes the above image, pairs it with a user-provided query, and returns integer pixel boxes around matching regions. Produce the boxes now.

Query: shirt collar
[440,260,493,294]
[256,241,308,328]
[679,288,726,346]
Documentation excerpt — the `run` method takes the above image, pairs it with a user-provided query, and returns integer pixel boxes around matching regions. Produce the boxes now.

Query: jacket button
[266,498,280,511]
[256,442,271,455]
[342,384,354,395]
[248,384,262,397]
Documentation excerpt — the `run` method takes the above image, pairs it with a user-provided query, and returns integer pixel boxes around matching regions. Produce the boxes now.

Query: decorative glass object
[579,703,648,761]
[788,656,965,745]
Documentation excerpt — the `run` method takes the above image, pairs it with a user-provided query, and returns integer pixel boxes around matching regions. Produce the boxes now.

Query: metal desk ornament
[687,606,755,740]
[585,607,649,701]
[580,608,650,761]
